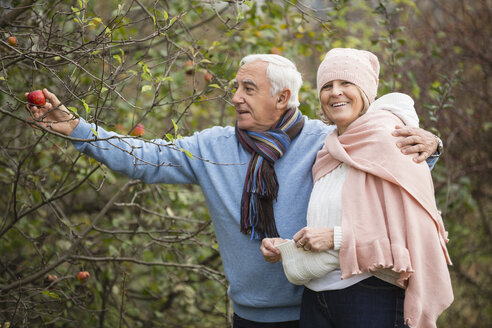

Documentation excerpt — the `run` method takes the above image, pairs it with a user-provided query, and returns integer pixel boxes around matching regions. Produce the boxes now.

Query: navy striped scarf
[235,108,305,240]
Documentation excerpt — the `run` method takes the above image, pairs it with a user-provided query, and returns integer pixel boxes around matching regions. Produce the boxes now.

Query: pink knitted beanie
[316,48,380,103]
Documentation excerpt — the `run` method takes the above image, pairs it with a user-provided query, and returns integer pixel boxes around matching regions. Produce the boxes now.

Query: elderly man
[27,54,440,328]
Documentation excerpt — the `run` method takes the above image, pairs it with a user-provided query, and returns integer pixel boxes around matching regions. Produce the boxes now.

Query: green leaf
[42,290,61,300]
[183,150,193,159]
[90,128,98,137]
[67,106,78,116]
[141,85,152,93]
[208,84,221,89]
[113,54,122,65]
[166,133,174,142]
[0,77,5,81]
[172,119,178,134]
[109,245,119,256]
[163,10,168,21]
[82,99,91,114]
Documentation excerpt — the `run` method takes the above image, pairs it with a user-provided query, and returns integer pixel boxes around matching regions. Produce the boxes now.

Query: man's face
[232,61,285,132]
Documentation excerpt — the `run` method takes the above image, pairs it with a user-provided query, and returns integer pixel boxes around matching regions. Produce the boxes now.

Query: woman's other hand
[293,227,334,252]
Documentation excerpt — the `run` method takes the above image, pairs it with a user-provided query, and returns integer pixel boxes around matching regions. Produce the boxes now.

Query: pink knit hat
[316,48,380,103]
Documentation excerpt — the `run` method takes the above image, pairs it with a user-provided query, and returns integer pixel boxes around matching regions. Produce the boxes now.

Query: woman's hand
[293,227,334,252]
[26,89,79,136]
[260,238,285,263]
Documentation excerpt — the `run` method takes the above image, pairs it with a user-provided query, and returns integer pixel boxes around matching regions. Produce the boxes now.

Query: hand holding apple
[25,88,79,136]
[27,90,46,106]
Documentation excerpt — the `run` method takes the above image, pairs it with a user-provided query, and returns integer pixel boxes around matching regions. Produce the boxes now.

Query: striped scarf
[235,108,305,240]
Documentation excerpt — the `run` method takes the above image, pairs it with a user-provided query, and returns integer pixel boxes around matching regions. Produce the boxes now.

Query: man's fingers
[413,152,428,163]
[400,143,425,154]
[392,126,417,137]
[43,88,61,107]
[397,135,422,148]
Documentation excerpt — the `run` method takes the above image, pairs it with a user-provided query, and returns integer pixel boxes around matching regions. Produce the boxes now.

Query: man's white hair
[240,54,302,109]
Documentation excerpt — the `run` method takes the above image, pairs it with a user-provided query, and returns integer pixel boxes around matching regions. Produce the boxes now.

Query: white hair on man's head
[240,54,302,109]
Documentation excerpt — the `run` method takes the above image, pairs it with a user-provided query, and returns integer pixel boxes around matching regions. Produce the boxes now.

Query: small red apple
[77,271,90,282]
[7,36,17,47]
[130,123,145,136]
[44,274,59,289]
[204,72,213,83]
[270,47,281,55]
[27,90,46,106]
[115,124,125,133]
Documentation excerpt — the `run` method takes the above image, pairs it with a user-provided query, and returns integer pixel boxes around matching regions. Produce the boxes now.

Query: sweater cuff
[69,117,96,151]
[333,226,343,250]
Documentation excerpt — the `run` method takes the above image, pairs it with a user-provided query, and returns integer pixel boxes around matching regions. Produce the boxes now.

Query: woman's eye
[322,84,332,90]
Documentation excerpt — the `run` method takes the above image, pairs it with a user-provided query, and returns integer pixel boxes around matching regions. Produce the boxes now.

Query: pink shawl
[312,110,453,328]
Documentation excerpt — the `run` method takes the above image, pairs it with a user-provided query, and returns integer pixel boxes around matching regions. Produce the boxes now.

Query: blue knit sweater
[70,116,331,322]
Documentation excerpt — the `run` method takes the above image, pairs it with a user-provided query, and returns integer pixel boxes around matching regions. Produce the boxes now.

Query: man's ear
[276,88,291,110]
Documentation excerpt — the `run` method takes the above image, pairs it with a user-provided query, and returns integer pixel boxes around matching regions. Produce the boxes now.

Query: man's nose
[232,89,243,104]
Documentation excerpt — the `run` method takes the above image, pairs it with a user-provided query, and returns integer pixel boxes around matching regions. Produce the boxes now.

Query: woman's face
[319,80,364,134]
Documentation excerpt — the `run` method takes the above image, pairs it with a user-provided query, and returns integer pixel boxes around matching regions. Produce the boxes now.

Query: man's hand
[260,238,285,263]
[26,89,79,136]
[392,125,439,163]
[293,227,334,252]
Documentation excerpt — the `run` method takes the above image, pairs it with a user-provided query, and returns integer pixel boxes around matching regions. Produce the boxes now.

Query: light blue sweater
[70,116,331,322]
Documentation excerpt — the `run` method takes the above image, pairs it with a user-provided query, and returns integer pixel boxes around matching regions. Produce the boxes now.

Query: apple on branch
[77,271,90,283]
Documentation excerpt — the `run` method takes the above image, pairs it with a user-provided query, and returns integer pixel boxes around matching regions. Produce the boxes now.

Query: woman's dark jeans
[300,276,409,328]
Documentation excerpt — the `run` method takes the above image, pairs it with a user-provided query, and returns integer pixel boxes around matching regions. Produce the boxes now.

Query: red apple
[27,90,46,106]
[77,271,90,282]
[130,123,145,136]
[115,124,125,133]
[270,47,281,55]
[204,72,213,83]
[7,36,17,47]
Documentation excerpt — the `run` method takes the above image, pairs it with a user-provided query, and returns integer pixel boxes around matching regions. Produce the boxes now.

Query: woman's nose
[331,84,342,96]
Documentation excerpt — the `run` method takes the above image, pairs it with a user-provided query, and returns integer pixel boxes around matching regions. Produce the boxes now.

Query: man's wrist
[430,135,443,158]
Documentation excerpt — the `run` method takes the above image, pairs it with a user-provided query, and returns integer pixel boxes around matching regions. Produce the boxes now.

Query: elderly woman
[261,48,453,328]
